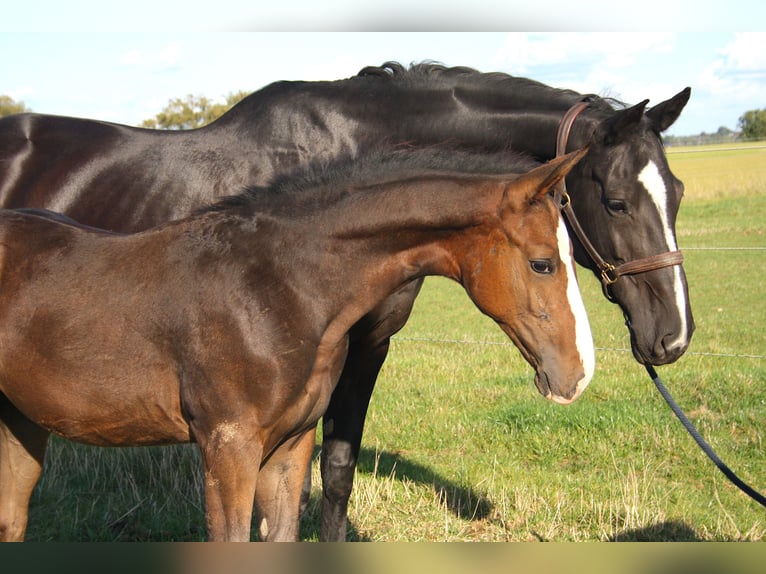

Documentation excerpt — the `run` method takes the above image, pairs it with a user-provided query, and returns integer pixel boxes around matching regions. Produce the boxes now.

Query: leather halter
[555,100,685,299]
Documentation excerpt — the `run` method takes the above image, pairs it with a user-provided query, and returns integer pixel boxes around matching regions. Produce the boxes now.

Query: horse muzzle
[624,313,695,366]
[534,368,590,406]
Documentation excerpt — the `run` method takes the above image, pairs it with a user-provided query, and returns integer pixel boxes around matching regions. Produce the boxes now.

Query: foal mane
[200,146,541,215]
[357,61,621,113]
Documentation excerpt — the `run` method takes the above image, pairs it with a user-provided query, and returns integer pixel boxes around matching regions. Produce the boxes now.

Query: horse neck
[410,92,602,159]
[365,78,599,158]
[220,79,600,163]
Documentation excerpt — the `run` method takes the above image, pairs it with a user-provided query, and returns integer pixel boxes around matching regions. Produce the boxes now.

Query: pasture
[22,143,766,541]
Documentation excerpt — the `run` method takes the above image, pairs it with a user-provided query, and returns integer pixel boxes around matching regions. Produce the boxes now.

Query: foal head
[461,149,594,405]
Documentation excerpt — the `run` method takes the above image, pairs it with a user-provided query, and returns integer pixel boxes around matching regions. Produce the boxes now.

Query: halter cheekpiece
[555,100,685,299]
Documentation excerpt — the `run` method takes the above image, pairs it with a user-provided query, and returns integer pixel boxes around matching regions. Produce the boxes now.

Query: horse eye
[606,198,629,214]
[530,260,555,274]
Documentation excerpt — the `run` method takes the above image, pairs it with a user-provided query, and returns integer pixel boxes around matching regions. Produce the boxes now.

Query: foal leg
[319,280,422,542]
[0,396,50,542]
[254,428,316,542]
[196,425,263,542]
[298,436,314,517]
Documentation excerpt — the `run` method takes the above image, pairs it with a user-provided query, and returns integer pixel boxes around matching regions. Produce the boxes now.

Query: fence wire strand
[391,337,766,361]
[392,245,765,360]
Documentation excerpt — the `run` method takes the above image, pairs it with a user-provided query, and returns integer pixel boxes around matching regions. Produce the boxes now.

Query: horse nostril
[662,334,687,355]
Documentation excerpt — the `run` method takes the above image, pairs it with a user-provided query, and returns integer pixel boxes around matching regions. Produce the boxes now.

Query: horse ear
[509,147,589,206]
[600,99,649,145]
[645,87,691,133]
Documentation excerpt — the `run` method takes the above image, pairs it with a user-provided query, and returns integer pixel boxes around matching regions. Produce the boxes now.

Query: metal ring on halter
[600,264,618,286]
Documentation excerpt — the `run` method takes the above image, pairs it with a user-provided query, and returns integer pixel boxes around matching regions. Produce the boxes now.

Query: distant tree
[0,95,31,117]
[140,91,249,129]
[738,108,766,141]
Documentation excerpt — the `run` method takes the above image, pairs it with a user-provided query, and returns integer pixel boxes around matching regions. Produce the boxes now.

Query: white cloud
[119,42,183,71]
[120,49,144,66]
[698,33,766,104]
[8,85,36,101]
[489,32,681,107]
[720,32,766,72]
[159,43,183,68]
[494,33,674,75]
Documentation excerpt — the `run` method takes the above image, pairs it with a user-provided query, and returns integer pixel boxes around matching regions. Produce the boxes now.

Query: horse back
[0,113,125,207]
[0,109,282,231]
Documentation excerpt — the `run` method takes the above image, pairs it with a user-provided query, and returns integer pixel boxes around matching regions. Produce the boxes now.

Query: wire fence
[391,335,766,361]
[684,247,766,251]
[666,144,766,154]
[392,244,765,361]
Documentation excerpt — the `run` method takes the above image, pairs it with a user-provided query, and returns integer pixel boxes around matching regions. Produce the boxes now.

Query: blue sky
[2,30,764,136]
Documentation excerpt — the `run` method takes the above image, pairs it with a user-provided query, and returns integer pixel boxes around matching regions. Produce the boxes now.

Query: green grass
[22,142,766,542]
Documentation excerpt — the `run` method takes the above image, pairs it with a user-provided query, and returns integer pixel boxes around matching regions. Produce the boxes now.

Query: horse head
[567,88,694,365]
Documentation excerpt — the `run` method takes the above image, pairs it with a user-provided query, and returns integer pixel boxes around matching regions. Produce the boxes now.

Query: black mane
[226,60,623,123]
[201,146,540,215]
[356,61,620,113]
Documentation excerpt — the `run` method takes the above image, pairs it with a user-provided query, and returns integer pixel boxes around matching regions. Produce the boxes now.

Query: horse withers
[0,148,594,541]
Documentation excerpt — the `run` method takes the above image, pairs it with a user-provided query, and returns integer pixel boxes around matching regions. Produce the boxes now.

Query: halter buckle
[600,263,618,285]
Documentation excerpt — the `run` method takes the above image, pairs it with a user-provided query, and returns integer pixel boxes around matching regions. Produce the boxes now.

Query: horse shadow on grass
[300,445,494,541]
[30,440,736,542]
[27,439,490,541]
[607,520,703,541]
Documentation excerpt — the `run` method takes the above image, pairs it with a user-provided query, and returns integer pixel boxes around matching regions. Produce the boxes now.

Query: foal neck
[331,176,495,238]
[308,174,509,289]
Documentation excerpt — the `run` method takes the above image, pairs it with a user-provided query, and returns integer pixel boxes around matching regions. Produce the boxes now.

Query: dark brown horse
[0,62,691,540]
[0,148,593,541]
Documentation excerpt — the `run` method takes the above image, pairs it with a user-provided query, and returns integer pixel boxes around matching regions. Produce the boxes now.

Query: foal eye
[530,260,555,274]
[605,198,629,214]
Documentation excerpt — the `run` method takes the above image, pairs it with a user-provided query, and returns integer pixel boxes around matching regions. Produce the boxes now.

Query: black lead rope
[645,364,766,509]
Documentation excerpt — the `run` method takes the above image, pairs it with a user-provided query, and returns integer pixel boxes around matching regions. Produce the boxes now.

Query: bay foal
[0,148,593,541]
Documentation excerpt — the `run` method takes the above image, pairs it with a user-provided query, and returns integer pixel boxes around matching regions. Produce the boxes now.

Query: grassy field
[23,143,766,541]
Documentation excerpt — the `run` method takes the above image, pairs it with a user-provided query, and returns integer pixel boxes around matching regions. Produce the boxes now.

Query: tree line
[2,93,766,143]
[0,93,248,129]
[138,92,249,129]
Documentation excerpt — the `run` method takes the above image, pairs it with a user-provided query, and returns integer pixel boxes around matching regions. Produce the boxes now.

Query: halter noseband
[555,100,685,299]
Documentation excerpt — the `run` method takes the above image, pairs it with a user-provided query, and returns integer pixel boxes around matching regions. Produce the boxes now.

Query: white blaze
[557,215,595,396]
[637,160,689,350]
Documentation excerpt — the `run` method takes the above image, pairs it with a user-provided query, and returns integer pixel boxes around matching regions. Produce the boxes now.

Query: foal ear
[646,87,691,133]
[522,147,590,203]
